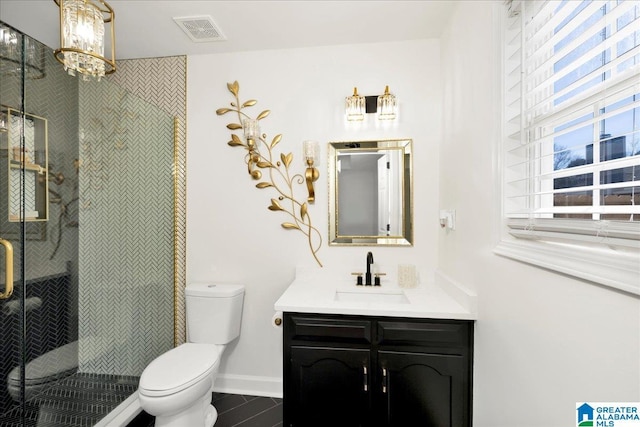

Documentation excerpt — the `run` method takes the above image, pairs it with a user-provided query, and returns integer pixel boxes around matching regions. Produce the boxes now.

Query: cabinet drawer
[378,320,471,348]
[287,314,372,343]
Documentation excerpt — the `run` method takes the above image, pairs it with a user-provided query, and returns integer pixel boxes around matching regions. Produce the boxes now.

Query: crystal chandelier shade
[303,140,320,166]
[345,87,365,121]
[377,85,397,120]
[242,118,260,142]
[53,0,116,81]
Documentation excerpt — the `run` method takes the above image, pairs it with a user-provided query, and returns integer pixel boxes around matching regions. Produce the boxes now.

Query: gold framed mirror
[328,139,413,246]
[0,106,49,241]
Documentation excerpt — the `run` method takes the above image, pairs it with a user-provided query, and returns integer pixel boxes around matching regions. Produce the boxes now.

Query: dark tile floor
[128,393,283,427]
[0,373,139,427]
[212,393,283,427]
[0,371,280,427]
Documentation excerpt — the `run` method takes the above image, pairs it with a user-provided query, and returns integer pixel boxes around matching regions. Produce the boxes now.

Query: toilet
[138,283,245,427]
[7,340,78,401]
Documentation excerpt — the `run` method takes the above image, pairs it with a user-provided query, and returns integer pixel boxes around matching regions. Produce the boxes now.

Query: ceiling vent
[173,16,226,43]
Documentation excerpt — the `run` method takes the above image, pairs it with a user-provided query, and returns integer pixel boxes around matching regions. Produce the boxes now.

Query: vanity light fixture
[345,85,398,121]
[345,87,365,121]
[303,140,320,203]
[53,0,116,81]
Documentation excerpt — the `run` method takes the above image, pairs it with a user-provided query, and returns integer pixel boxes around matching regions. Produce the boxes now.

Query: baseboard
[95,374,282,426]
[94,391,141,427]
[213,373,283,398]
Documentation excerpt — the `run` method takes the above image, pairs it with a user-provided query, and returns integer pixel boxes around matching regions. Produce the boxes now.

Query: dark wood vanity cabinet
[283,313,473,427]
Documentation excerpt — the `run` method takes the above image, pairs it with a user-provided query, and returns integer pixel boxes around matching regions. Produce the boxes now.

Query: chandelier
[53,0,116,80]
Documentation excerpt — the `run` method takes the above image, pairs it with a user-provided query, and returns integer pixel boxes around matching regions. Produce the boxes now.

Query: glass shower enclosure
[0,22,176,426]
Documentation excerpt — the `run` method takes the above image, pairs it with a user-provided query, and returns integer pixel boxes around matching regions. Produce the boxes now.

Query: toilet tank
[185,283,245,344]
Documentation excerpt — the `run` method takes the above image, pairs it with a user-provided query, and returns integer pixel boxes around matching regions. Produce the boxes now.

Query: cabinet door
[289,346,371,427]
[378,350,470,427]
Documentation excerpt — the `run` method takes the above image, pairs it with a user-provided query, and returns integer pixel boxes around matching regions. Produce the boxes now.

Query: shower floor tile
[0,372,139,427]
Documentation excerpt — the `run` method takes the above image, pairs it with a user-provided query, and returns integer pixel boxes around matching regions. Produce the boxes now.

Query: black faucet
[365,252,374,286]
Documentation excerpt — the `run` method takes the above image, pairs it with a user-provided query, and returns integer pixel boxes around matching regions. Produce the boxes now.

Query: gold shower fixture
[53,0,116,80]
[217,81,323,267]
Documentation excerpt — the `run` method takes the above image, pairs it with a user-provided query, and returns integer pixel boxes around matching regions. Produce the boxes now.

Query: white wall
[187,40,442,395]
[187,3,639,420]
[439,2,640,426]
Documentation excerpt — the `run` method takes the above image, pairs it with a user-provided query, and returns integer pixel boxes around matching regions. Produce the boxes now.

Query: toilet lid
[186,283,245,298]
[8,341,78,386]
[139,343,221,397]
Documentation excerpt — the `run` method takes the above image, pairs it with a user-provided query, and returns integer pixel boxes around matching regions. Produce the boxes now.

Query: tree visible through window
[551,1,639,221]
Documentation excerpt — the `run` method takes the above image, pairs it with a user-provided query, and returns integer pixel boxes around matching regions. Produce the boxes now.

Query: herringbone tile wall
[106,56,188,346]
[0,24,187,424]
[77,80,176,375]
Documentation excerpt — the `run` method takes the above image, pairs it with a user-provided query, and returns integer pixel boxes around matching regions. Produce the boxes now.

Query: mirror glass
[328,139,412,246]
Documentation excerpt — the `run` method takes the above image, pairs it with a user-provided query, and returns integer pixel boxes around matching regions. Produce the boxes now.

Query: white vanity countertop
[274,269,477,320]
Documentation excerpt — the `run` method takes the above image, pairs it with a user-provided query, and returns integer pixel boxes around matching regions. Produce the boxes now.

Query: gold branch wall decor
[216,81,323,267]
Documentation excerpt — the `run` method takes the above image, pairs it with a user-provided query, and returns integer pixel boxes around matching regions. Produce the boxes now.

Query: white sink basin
[334,288,409,304]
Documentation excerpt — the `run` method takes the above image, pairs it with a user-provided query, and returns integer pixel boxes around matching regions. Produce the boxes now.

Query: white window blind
[500,0,640,293]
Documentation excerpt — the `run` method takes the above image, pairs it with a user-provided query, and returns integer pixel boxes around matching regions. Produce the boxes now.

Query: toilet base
[153,394,218,427]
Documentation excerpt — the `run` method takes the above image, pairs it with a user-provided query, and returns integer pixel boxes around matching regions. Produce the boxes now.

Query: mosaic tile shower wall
[106,56,188,346]
[0,22,79,420]
[77,81,175,376]
[0,22,186,425]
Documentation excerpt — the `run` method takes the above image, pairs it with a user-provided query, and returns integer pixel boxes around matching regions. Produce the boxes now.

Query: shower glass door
[0,22,78,426]
[0,22,39,425]
[0,21,177,426]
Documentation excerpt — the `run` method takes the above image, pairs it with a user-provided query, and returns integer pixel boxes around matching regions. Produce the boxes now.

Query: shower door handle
[0,238,14,299]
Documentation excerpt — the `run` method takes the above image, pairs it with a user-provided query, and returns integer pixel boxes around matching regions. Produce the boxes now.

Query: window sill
[494,238,640,296]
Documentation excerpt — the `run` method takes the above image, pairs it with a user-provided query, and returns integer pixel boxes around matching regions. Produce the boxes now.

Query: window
[498,0,640,294]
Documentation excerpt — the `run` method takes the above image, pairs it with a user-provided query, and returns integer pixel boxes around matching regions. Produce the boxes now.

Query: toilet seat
[7,341,78,400]
[139,343,222,398]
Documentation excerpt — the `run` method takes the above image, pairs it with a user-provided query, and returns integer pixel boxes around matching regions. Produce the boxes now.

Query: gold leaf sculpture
[217,81,323,267]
